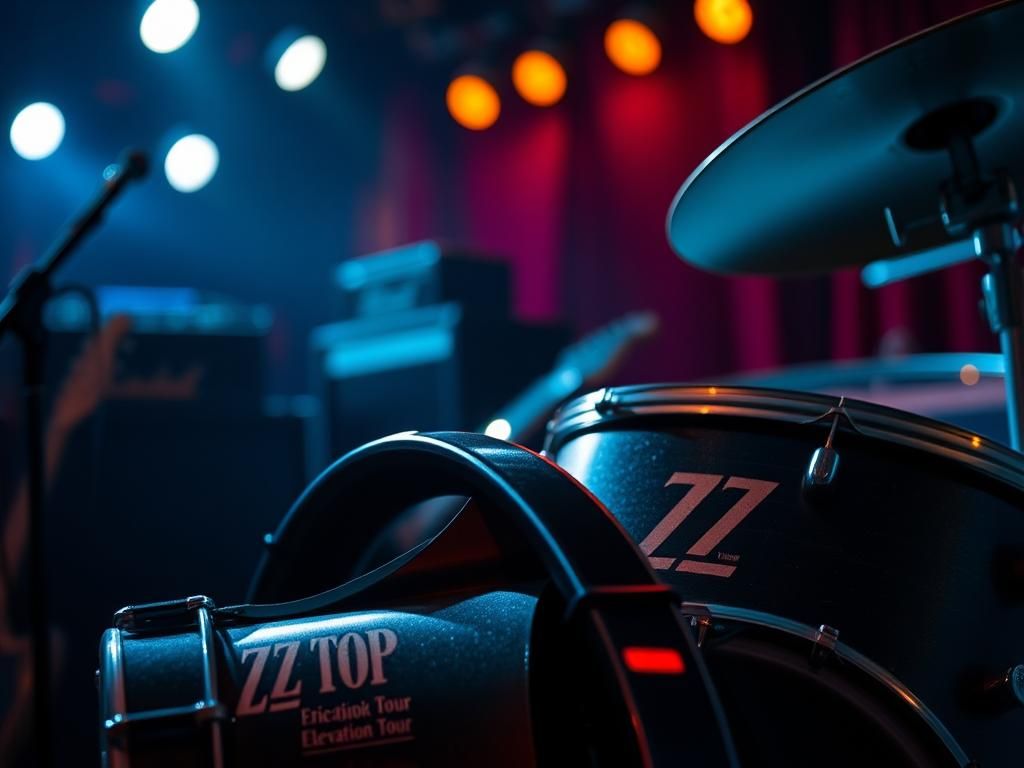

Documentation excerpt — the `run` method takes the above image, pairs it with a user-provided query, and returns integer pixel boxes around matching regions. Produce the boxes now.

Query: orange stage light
[604,18,662,76]
[446,74,501,130]
[694,0,754,45]
[512,50,567,107]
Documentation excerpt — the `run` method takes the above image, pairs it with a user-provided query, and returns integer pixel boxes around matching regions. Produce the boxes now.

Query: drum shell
[101,591,538,767]
[549,397,1024,765]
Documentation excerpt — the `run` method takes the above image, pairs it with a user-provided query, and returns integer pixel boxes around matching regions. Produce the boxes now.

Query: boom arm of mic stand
[0,150,148,338]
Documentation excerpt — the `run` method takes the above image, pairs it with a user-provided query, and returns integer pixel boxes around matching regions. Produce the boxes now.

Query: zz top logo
[639,472,778,578]
[237,628,398,717]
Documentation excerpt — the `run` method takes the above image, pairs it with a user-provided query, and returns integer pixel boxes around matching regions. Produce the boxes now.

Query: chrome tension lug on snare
[804,398,847,491]
[691,615,714,648]
[810,624,840,666]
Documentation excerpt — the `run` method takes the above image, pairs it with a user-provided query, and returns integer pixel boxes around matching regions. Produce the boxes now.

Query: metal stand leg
[978,222,1024,450]
[22,337,52,768]
[997,326,1024,450]
[0,152,146,768]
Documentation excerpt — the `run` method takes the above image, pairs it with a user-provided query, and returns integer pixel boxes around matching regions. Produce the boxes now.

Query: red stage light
[604,19,662,76]
[622,646,687,675]
[446,74,501,130]
[694,0,754,45]
[512,50,567,107]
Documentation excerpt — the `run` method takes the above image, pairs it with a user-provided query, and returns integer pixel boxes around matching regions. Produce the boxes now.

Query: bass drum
[546,385,1024,768]
[686,603,965,767]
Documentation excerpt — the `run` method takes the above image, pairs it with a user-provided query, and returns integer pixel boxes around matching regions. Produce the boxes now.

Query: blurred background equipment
[0,150,149,766]
[666,0,1024,445]
[45,286,272,412]
[1,286,309,765]
[309,241,569,468]
[730,352,1009,443]
[1,0,1021,766]
[0,0,1002,399]
[333,241,511,321]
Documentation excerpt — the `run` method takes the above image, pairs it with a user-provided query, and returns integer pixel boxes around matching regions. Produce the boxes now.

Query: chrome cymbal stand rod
[887,110,1023,450]
[939,129,1023,450]
[979,223,1024,450]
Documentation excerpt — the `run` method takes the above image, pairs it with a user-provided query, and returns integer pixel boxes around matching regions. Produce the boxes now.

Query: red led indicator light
[622,647,686,675]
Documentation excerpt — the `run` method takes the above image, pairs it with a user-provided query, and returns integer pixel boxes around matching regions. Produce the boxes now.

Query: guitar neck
[483,371,578,441]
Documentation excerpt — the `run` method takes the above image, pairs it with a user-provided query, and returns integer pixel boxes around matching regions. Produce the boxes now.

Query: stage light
[10,102,65,160]
[273,34,328,91]
[140,0,199,54]
[512,50,567,107]
[164,134,218,192]
[446,74,501,130]
[604,18,662,76]
[484,419,513,440]
[694,0,753,45]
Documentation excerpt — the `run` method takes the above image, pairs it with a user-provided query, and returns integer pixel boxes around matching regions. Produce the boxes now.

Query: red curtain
[359,0,996,385]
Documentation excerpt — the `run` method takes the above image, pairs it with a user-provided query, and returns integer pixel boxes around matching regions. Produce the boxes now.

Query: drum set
[96,2,1024,766]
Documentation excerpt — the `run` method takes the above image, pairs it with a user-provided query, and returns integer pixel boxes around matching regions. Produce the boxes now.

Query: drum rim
[681,601,970,767]
[544,384,1024,493]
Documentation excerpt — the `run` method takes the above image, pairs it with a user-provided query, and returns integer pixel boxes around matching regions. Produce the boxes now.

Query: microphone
[0,148,151,334]
[118,149,150,181]
[101,148,150,196]
[43,148,150,272]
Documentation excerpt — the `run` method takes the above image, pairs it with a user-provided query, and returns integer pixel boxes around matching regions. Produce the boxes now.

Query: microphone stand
[0,150,148,766]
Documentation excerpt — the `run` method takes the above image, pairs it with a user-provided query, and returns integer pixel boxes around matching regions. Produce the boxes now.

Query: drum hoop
[545,385,1024,493]
[681,601,971,767]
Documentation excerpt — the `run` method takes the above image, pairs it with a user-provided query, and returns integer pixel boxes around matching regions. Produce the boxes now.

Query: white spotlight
[484,418,513,440]
[10,102,65,160]
[274,34,327,91]
[164,134,219,193]
[140,0,200,54]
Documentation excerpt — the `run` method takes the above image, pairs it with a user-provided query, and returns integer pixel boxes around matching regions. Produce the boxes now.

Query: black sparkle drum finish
[98,432,737,768]
[546,385,1024,767]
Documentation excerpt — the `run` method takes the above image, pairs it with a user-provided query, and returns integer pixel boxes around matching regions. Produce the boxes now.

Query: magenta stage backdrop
[355,0,997,385]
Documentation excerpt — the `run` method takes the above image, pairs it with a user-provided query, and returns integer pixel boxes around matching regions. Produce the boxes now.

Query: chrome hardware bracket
[104,595,226,768]
[810,623,840,666]
[803,397,861,488]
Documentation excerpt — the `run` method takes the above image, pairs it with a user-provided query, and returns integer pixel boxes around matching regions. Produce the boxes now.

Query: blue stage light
[10,102,65,160]
[164,134,219,192]
[140,0,199,54]
[273,34,327,91]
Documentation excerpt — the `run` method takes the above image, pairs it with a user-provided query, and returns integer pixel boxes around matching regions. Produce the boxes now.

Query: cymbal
[667,0,1024,275]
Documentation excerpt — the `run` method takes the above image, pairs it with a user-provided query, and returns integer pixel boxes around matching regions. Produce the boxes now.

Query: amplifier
[307,304,569,474]
[44,286,270,413]
[0,403,310,765]
[334,241,511,321]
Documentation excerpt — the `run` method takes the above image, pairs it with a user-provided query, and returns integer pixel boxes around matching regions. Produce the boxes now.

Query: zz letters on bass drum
[639,473,778,578]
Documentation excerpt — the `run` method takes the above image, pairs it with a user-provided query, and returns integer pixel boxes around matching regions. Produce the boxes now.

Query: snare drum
[546,385,1024,767]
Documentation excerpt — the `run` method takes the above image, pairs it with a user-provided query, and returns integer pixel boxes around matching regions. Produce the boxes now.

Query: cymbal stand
[888,125,1024,449]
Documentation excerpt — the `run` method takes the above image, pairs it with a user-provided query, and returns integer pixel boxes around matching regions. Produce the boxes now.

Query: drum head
[693,608,962,767]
